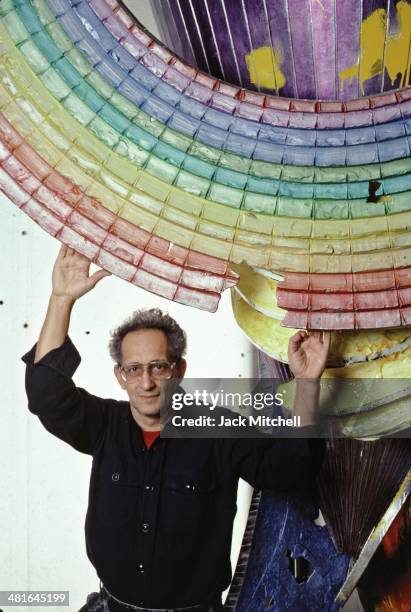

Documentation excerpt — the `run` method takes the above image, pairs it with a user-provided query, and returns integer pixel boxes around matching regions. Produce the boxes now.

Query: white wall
[0,198,254,611]
[0,3,254,610]
[126,0,158,35]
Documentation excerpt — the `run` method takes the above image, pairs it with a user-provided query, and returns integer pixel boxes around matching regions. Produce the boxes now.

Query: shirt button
[141,522,150,533]
[112,473,120,482]
[138,563,145,574]
[144,484,154,492]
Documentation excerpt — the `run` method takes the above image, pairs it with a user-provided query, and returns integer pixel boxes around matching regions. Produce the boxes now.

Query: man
[22,245,330,612]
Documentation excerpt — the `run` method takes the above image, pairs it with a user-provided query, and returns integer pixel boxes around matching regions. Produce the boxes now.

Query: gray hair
[108,308,187,365]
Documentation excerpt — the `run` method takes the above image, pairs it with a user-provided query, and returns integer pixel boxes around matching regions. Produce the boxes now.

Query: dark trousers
[78,584,223,612]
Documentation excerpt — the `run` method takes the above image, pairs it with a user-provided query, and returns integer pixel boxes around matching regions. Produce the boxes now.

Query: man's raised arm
[34,245,111,362]
[22,246,111,455]
[216,331,330,494]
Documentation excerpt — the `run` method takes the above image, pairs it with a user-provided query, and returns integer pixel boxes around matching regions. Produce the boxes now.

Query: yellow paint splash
[339,1,411,95]
[245,45,286,92]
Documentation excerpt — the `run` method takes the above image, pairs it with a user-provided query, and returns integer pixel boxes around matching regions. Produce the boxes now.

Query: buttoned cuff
[21,335,81,378]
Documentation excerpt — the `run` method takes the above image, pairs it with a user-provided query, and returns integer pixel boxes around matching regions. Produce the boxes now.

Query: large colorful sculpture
[0,0,410,609]
[1,0,411,433]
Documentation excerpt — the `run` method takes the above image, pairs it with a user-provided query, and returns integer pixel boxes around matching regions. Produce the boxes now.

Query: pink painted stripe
[0,113,238,311]
[282,308,407,330]
[277,268,411,329]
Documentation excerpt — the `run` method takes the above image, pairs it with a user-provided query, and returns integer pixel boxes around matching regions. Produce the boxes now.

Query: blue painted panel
[235,491,350,612]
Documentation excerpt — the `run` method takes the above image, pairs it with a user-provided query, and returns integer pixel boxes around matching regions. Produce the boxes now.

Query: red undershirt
[142,429,161,449]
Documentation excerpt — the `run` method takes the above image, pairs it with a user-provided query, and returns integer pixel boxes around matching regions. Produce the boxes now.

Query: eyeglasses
[119,360,176,383]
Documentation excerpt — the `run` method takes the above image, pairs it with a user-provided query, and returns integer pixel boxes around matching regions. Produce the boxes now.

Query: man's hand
[52,245,111,303]
[288,330,331,380]
[34,245,111,363]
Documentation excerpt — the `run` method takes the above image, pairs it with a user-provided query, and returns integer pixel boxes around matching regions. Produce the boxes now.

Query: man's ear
[114,365,127,390]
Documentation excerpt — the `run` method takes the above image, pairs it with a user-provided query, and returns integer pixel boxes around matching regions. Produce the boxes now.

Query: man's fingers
[88,269,112,288]
[311,330,331,345]
[306,330,331,346]
[63,247,92,266]
[308,331,322,341]
[322,331,331,350]
[288,331,307,350]
[289,331,306,343]
[70,249,90,263]
[57,244,86,262]
[57,244,68,259]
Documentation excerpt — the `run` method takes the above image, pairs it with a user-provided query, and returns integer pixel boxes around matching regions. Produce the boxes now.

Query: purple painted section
[263,0,296,97]
[243,0,272,90]
[151,0,408,100]
[170,1,212,73]
[259,351,292,380]
[336,0,361,100]
[185,0,223,77]
[163,1,198,66]
[287,0,316,99]
[218,0,255,88]
[204,0,243,86]
[311,0,337,99]
[151,0,189,62]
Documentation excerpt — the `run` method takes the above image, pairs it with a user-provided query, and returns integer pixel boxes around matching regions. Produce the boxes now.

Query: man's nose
[140,367,155,389]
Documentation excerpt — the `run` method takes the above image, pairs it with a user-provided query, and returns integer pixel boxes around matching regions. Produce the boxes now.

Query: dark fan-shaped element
[317,438,411,558]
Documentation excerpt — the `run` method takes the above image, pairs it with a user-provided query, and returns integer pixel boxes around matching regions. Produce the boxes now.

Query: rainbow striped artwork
[1,0,411,396]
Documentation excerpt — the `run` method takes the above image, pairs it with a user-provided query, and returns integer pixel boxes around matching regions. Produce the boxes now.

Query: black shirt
[22,337,319,609]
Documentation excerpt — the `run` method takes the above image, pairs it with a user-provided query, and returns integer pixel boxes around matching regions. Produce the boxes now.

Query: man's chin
[134,400,162,417]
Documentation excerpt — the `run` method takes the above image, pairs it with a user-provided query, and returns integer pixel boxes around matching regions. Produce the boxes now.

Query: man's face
[114,328,186,424]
